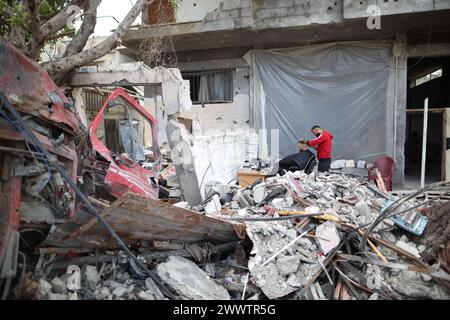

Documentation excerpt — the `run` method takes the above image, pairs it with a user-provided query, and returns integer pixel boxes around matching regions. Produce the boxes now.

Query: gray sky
[76,0,138,36]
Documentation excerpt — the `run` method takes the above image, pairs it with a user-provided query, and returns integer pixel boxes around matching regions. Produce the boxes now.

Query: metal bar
[421,98,429,188]
[222,213,323,221]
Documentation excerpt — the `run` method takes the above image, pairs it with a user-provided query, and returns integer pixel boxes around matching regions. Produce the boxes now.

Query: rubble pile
[206,171,450,300]
[30,251,167,300]
[1,41,449,301]
[23,170,450,301]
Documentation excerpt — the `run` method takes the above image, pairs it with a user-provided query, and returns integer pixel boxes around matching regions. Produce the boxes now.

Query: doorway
[405,56,450,188]
[404,109,446,188]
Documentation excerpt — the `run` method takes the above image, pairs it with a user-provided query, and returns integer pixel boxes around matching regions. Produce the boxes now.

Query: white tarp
[245,42,398,166]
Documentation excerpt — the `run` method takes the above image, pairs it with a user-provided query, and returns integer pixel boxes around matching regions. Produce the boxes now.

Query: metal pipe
[421,98,429,188]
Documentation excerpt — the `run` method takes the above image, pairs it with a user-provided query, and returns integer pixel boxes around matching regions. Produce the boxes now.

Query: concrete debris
[84,265,101,290]
[48,292,68,300]
[156,256,230,300]
[276,255,301,276]
[315,221,341,255]
[37,279,52,300]
[387,270,450,299]
[204,194,222,215]
[51,277,67,294]
[27,167,449,301]
[395,239,421,258]
[3,39,446,302]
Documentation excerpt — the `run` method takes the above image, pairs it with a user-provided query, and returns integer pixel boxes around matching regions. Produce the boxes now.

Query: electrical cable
[0,92,178,299]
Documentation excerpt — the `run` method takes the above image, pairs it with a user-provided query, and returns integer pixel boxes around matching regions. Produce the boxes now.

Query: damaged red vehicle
[0,40,83,294]
[88,87,162,200]
[0,41,162,295]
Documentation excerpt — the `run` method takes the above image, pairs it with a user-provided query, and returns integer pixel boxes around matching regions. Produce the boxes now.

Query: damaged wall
[71,64,192,146]
[137,0,450,36]
[177,59,250,132]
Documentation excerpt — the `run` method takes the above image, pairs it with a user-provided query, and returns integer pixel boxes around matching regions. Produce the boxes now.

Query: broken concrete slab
[316,221,341,255]
[251,263,296,299]
[276,255,300,276]
[253,184,266,203]
[37,279,52,299]
[204,194,222,215]
[51,277,67,294]
[137,290,155,300]
[395,240,421,258]
[388,270,450,299]
[156,256,230,300]
[166,120,202,206]
[84,265,100,290]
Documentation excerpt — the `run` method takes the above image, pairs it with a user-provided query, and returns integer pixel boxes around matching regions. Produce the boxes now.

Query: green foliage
[6,2,29,29]
[0,0,71,38]
[168,0,177,9]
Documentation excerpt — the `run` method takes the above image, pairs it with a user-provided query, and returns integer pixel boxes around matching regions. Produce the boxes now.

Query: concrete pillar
[393,35,408,187]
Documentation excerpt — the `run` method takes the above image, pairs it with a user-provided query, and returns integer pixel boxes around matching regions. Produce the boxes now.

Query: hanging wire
[0,92,178,299]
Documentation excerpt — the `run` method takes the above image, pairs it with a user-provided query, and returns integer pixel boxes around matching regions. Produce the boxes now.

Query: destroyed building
[0,0,450,302]
[122,0,450,189]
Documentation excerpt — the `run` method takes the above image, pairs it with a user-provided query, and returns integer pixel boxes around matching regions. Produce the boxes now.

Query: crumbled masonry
[27,169,450,300]
[1,42,449,300]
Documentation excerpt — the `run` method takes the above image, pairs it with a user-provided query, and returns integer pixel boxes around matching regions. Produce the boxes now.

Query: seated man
[278,142,315,175]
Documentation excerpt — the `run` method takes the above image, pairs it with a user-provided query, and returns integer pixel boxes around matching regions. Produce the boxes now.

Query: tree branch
[63,0,100,57]
[40,0,83,42]
[43,0,152,84]
[28,0,42,60]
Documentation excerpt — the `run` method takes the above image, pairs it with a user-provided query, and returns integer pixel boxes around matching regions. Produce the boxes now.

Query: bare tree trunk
[42,0,152,84]
[8,25,27,53]
[63,0,101,58]
[28,0,42,60]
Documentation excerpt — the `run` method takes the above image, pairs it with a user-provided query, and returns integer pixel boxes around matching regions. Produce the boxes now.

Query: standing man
[300,125,334,172]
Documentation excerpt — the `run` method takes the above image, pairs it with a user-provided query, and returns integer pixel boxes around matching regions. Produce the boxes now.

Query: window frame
[182,68,234,105]
[410,67,443,88]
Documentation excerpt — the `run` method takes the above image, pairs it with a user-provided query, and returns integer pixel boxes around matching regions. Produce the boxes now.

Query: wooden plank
[406,108,447,113]
[43,193,246,249]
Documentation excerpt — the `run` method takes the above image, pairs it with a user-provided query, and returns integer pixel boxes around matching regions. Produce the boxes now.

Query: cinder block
[330,159,346,169]
[345,160,355,168]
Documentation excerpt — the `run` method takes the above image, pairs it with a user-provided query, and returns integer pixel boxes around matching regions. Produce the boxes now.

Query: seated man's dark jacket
[278,149,315,175]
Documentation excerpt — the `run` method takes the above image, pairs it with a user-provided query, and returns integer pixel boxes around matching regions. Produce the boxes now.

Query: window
[182,69,233,104]
[410,68,443,88]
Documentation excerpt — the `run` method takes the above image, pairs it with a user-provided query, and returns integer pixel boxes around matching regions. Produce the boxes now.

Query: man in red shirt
[300,125,334,172]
